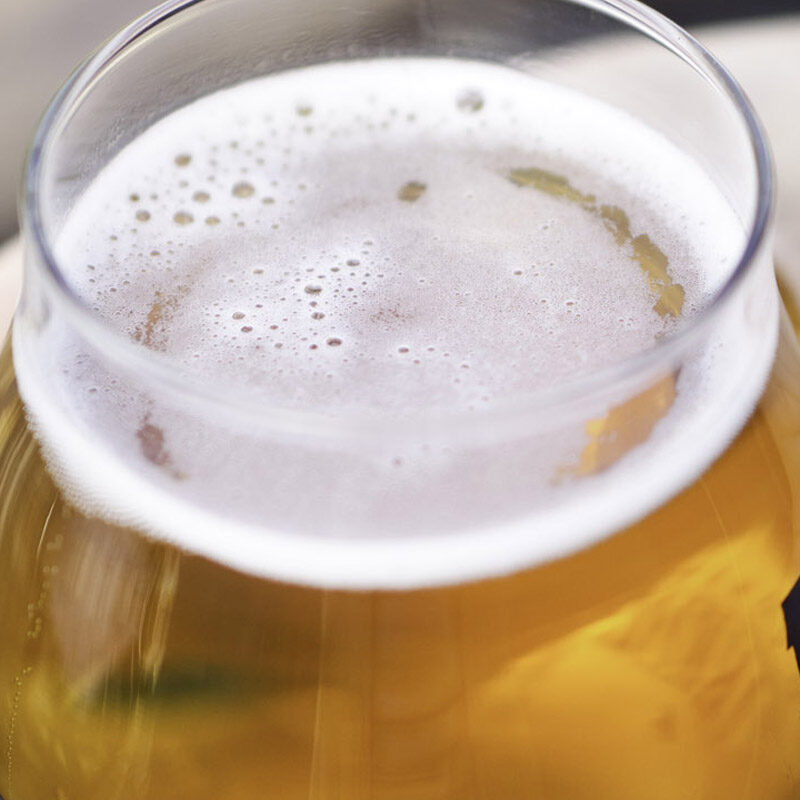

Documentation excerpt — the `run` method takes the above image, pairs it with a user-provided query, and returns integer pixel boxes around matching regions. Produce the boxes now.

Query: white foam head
[14,58,777,588]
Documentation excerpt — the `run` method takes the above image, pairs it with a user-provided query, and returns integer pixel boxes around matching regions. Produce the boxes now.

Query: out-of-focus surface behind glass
[696,17,800,314]
[0,0,156,241]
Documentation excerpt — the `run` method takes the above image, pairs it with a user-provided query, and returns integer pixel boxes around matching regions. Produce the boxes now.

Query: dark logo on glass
[782,578,800,674]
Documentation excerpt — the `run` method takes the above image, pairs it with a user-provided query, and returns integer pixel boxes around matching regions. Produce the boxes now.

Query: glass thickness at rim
[20,0,773,441]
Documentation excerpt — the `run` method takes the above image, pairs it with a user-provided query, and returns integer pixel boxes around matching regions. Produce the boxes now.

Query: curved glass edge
[17,0,774,442]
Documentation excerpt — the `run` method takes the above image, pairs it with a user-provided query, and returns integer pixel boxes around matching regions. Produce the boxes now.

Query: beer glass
[2,0,798,797]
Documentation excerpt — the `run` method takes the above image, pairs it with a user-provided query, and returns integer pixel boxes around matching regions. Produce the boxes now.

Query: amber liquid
[2,327,800,800]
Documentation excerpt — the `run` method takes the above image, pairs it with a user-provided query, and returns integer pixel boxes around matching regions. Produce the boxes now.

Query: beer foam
[14,58,777,587]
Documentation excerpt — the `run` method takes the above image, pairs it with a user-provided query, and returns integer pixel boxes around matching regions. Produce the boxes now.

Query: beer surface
[13,58,778,586]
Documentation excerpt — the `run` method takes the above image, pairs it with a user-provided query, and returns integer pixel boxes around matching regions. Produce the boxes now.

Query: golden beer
[2,329,800,799]
[2,0,799,797]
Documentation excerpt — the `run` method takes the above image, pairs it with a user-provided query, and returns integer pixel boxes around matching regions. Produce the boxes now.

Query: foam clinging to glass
[14,58,777,587]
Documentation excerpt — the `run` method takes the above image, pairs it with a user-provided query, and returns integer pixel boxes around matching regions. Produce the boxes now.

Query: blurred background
[0,0,797,242]
[657,0,797,21]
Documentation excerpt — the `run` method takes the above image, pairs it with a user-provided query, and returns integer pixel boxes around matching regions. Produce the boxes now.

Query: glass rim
[19,0,774,441]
